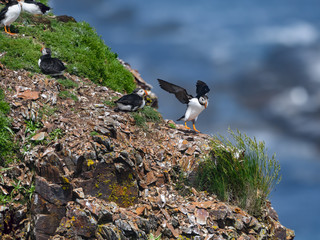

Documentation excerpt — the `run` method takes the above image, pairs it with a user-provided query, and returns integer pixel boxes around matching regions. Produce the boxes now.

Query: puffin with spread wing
[158,79,210,132]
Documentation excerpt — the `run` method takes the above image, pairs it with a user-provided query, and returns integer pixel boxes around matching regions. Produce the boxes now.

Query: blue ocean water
[51,1,320,239]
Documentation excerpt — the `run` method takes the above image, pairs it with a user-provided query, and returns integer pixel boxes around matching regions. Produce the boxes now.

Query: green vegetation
[131,106,162,129]
[49,128,64,140]
[196,129,281,216]
[168,122,176,129]
[90,131,99,136]
[0,89,15,166]
[0,170,35,205]
[25,119,43,138]
[148,233,162,240]
[0,10,135,93]
[57,79,79,89]
[103,96,119,107]
[58,90,78,101]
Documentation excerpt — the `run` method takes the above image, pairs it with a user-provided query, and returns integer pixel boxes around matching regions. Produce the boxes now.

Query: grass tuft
[57,79,79,89]
[58,90,78,101]
[131,106,162,129]
[196,129,281,216]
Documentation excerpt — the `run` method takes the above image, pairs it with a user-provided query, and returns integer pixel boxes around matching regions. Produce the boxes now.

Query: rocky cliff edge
[0,61,295,240]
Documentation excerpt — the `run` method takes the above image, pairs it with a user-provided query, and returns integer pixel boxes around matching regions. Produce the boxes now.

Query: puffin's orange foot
[192,123,200,133]
[4,26,16,36]
[184,122,191,130]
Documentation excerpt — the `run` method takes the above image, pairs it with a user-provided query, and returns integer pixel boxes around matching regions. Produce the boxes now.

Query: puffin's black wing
[0,4,10,21]
[196,80,210,98]
[157,79,192,104]
[34,2,51,14]
[115,93,142,106]
[40,57,66,75]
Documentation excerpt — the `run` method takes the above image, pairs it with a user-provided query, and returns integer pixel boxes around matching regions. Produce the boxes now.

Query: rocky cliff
[0,62,295,239]
[0,5,295,239]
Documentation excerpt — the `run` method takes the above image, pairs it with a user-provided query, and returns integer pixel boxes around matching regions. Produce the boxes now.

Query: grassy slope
[0,4,135,93]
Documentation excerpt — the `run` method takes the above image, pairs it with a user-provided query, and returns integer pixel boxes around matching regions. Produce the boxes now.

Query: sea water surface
[51,1,320,239]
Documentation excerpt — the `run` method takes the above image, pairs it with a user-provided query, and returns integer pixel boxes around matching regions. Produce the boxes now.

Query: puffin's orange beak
[205,102,207,109]
[40,47,44,52]
[144,90,148,96]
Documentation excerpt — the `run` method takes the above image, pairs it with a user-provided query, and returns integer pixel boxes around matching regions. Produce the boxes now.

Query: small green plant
[148,233,162,240]
[103,100,116,107]
[168,122,176,129]
[57,79,79,89]
[0,169,35,204]
[103,96,119,107]
[90,131,99,136]
[141,106,161,122]
[131,106,162,129]
[132,112,147,128]
[49,128,64,140]
[196,129,281,217]
[25,120,43,137]
[58,90,78,101]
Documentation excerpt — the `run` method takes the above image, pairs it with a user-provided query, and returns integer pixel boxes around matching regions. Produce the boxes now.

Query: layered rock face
[0,66,294,239]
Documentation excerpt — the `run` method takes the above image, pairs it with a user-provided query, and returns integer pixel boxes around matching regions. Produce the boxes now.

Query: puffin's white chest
[184,98,206,121]
[21,2,42,15]
[2,4,21,26]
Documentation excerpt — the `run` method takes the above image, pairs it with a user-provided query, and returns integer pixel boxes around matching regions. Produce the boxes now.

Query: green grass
[168,123,176,129]
[131,106,162,129]
[103,96,119,107]
[0,11,136,93]
[0,170,35,205]
[148,233,162,240]
[58,90,78,101]
[196,129,281,217]
[0,89,15,166]
[49,128,64,141]
[57,79,79,89]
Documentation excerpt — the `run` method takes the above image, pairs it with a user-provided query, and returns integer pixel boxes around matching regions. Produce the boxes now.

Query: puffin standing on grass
[0,0,22,35]
[20,0,50,15]
[114,88,148,112]
[38,48,66,76]
[158,79,210,133]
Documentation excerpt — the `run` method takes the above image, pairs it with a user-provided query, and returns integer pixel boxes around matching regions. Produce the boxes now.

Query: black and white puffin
[0,0,22,35]
[114,88,148,112]
[158,79,210,132]
[38,48,66,76]
[20,0,50,15]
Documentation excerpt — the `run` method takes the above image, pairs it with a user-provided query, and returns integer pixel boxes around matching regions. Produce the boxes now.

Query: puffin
[38,48,66,76]
[20,0,50,15]
[158,79,210,132]
[114,88,148,112]
[0,0,22,35]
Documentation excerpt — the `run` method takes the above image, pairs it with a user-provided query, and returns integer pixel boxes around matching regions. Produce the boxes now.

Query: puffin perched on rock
[0,0,22,35]
[158,79,210,132]
[20,0,50,15]
[114,88,148,112]
[38,48,66,76]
